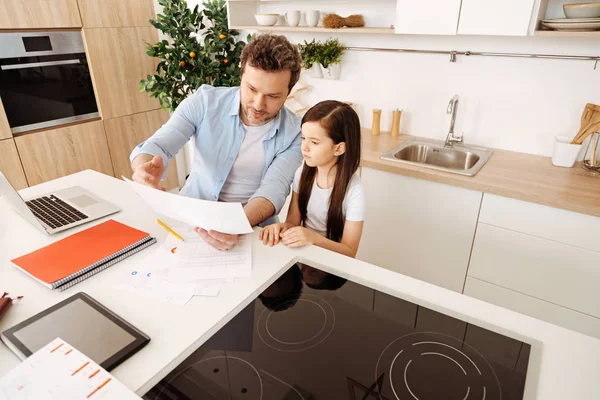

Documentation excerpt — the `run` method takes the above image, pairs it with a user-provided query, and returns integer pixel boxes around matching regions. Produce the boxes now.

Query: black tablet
[1,292,150,371]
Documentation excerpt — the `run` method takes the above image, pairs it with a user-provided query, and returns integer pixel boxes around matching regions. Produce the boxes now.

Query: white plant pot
[306,63,323,78]
[320,63,341,80]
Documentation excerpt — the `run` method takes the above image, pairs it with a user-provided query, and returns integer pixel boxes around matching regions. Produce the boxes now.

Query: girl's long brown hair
[298,101,361,242]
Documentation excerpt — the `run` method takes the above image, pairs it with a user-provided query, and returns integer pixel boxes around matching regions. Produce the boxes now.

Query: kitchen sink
[380,139,494,176]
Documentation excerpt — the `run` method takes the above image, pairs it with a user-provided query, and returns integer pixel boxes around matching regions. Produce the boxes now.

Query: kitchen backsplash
[284,32,600,158]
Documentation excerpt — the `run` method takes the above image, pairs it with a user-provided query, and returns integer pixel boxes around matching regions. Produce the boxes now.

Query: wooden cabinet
[78,0,156,28]
[0,139,28,190]
[458,0,537,36]
[103,110,179,190]
[357,167,482,292]
[395,0,462,35]
[0,0,81,29]
[83,27,160,120]
[14,121,114,186]
[0,97,11,140]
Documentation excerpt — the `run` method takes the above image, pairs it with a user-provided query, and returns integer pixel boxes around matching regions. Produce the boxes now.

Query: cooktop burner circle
[257,294,336,352]
[266,299,328,345]
[158,356,264,400]
[375,332,502,400]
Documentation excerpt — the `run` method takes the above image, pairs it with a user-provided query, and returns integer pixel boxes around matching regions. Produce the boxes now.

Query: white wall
[281,32,600,157]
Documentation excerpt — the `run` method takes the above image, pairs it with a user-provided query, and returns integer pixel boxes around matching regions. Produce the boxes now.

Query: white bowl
[254,14,279,26]
[564,3,600,19]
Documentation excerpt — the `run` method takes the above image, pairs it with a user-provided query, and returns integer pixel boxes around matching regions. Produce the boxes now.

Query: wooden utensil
[573,109,600,144]
[574,121,600,145]
[573,104,600,143]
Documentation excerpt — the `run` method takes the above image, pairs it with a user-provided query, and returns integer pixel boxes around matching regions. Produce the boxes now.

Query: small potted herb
[317,38,345,80]
[298,39,322,78]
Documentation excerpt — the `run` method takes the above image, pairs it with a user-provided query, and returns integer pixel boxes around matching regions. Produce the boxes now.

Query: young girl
[260,100,365,258]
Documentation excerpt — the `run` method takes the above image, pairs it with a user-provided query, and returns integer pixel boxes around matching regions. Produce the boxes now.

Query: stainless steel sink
[380,139,494,176]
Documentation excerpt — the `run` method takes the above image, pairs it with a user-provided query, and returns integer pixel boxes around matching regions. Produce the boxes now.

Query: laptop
[0,172,120,234]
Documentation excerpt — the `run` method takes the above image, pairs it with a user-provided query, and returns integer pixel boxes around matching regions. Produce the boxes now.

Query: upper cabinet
[83,27,161,120]
[457,0,538,36]
[0,98,11,140]
[77,0,156,28]
[395,0,462,35]
[395,0,540,36]
[0,0,81,29]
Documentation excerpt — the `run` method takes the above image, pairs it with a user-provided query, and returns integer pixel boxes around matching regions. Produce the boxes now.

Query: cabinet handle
[1,59,81,70]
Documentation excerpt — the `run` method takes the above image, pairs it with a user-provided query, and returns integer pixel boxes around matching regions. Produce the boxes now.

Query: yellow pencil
[156,219,184,241]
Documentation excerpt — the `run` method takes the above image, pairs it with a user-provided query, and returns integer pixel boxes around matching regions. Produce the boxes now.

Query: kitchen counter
[362,130,600,218]
[1,170,599,399]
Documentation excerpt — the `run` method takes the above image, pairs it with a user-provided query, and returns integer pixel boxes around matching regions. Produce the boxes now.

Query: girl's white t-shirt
[292,166,366,237]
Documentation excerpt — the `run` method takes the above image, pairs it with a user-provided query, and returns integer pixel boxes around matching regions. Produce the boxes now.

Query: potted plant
[297,39,322,78]
[317,38,345,80]
[140,0,249,112]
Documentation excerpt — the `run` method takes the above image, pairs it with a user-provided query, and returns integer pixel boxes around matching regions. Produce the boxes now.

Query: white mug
[285,10,301,27]
[305,10,320,27]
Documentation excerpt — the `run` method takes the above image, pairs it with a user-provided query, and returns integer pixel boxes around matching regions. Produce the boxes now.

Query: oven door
[0,53,99,134]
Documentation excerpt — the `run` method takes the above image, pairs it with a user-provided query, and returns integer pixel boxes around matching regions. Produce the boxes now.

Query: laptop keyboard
[25,195,88,229]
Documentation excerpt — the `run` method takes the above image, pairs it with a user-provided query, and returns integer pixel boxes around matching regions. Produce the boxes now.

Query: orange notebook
[11,220,156,291]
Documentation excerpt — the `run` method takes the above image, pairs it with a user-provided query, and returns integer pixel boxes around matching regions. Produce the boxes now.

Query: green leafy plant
[140,0,248,111]
[297,39,320,69]
[317,38,345,68]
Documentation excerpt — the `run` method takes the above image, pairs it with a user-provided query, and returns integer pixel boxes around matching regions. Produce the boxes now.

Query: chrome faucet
[445,95,463,147]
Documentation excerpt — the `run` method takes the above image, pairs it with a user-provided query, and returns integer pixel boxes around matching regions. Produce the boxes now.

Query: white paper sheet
[113,247,195,306]
[0,338,140,400]
[164,227,253,281]
[123,177,253,234]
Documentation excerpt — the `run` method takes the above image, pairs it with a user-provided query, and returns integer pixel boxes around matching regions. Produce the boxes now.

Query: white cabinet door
[465,277,600,339]
[357,167,482,292]
[458,0,537,36]
[395,0,462,35]
[469,223,600,319]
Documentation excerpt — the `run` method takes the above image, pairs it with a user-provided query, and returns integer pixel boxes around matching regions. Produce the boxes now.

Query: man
[130,34,303,251]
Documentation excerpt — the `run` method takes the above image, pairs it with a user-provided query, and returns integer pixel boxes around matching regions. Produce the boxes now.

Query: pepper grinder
[391,109,402,137]
[371,109,381,136]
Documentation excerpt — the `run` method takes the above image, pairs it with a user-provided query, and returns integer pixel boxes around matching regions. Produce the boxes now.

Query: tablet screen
[13,298,137,365]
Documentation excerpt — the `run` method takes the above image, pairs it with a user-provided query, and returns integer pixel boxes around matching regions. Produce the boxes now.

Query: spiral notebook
[11,220,156,291]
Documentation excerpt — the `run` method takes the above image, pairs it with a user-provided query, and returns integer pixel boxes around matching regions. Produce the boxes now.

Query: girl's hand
[260,223,287,247]
[281,227,318,248]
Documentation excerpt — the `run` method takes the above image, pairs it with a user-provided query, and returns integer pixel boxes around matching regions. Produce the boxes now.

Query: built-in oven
[0,31,99,134]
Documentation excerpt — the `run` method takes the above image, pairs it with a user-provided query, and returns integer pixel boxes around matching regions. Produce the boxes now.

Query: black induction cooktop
[148,263,532,400]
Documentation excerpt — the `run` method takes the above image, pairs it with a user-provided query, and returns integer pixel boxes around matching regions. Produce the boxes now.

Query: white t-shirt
[219,119,275,203]
[292,166,365,237]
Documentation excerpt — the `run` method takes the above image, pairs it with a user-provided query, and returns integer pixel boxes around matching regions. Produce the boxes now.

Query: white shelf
[534,30,600,38]
[230,25,395,34]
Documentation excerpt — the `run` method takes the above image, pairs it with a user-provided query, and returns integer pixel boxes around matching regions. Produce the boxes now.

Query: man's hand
[132,155,165,189]
[195,228,239,251]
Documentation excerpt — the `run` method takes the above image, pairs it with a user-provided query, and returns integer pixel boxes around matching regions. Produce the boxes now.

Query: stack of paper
[114,225,252,306]
[0,338,140,400]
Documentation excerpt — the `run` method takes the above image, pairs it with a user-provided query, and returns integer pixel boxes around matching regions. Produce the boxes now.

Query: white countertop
[0,170,599,399]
